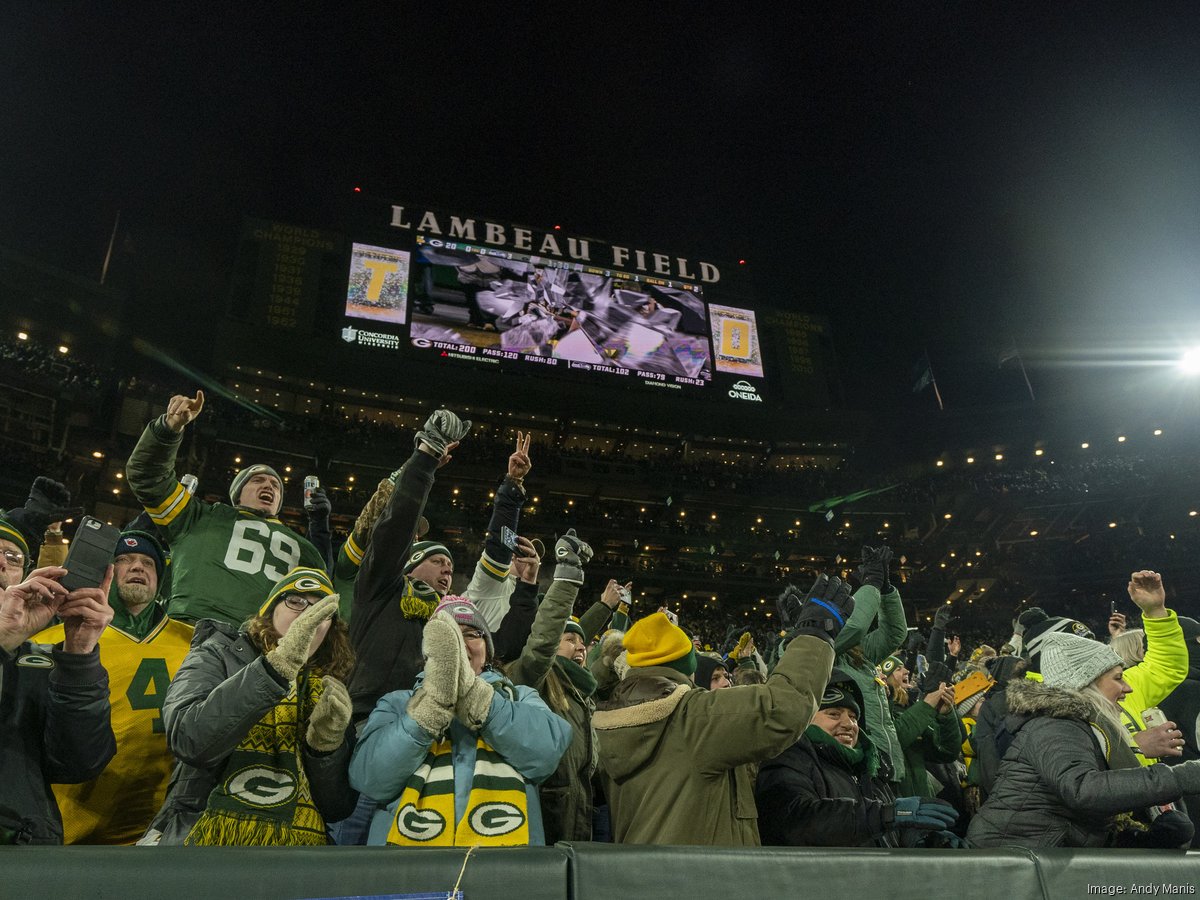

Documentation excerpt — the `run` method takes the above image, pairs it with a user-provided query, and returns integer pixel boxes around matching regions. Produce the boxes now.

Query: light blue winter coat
[349,668,571,845]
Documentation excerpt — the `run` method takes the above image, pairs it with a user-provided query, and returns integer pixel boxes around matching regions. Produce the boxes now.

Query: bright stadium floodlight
[1181,347,1200,375]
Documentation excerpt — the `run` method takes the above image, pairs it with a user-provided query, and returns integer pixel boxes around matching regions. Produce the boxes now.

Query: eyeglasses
[461,629,486,643]
[282,594,325,612]
[1,549,25,567]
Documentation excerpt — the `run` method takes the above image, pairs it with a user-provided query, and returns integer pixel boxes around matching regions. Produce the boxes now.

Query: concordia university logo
[728,380,763,402]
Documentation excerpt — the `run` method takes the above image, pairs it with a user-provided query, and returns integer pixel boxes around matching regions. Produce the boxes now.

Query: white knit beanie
[1039,632,1123,691]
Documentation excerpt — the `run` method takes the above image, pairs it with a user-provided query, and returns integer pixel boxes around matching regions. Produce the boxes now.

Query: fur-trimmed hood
[1005,676,1096,721]
[593,668,693,781]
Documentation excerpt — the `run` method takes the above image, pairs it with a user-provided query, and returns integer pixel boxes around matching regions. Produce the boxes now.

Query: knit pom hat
[1039,631,1123,691]
[624,612,697,676]
[433,595,493,658]
[0,515,32,573]
[404,540,453,575]
[1022,612,1094,673]
[953,671,995,717]
[259,566,336,617]
[229,464,283,512]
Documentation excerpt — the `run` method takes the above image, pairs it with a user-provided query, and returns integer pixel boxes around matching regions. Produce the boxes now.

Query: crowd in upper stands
[5,383,1200,854]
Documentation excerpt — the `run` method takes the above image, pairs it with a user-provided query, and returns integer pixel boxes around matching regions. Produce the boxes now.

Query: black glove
[782,574,855,647]
[6,477,81,538]
[305,487,332,521]
[933,604,952,630]
[855,545,893,591]
[904,629,923,654]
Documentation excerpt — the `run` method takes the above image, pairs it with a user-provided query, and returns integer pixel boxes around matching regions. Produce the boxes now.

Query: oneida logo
[728,380,762,402]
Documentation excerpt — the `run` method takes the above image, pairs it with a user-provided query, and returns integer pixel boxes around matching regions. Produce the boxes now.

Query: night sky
[4,3,1200,412]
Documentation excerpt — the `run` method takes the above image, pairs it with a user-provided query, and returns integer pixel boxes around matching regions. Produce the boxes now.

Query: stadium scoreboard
[226,202,834,412]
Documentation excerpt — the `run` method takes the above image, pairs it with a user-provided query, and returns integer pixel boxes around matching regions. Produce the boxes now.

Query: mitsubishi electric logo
[728,380,763,402]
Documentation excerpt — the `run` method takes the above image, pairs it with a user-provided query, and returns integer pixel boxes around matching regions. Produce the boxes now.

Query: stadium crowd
[5,388,1200,856]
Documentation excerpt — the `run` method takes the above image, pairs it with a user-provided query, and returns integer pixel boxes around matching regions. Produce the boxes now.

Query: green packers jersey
[147,489,325,625]
[126,418,326,626]
[37,616,195,845]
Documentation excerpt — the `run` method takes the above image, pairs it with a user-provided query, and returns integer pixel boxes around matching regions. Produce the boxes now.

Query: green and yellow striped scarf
[386,737,530,846]
[185,672,328,846]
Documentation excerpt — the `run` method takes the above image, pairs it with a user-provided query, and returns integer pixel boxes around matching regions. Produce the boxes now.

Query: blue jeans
[327,794,378,846]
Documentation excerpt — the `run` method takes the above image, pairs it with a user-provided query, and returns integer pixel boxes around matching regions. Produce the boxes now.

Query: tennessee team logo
[468,802,525,837]
[394,804,446,841]
[225,766,296,807]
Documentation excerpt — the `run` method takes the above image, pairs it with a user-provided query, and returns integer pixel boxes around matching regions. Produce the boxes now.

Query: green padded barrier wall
[1033,849,1200,897]
[3,846,570,900]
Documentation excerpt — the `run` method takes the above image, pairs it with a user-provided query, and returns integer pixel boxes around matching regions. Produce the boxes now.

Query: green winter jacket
[594,634,835,846]
[834,585,908,784]
[506,578,612,843]
[891,697,966,798]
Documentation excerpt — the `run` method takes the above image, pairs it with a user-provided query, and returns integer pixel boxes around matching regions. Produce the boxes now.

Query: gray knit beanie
[1039,632,1124,691]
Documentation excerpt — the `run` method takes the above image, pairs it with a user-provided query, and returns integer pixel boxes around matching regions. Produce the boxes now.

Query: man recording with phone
[0,561,117,844]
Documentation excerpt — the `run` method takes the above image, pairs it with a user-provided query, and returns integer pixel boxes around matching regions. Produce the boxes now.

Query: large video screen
[407,238,711,387]
[709,304,765,378]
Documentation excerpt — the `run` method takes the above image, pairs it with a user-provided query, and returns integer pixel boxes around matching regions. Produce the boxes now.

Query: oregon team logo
[394,804,447,841]
[15,653,54,669]
[468,802,525,837]
[225,766,297,807]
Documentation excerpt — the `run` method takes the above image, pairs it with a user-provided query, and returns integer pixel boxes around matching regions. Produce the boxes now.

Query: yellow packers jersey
[36,616,194,844]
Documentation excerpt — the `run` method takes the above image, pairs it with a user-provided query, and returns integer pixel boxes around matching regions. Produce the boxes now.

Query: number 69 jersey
[36,616,194,845]
[148,499,325,625]
[124,416,325,627]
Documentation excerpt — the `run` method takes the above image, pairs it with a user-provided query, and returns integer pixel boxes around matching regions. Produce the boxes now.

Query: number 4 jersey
[125,416,325,626]
[36,616,194,845]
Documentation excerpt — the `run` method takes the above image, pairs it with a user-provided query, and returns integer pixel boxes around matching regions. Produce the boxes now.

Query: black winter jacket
[968,679,1200,849]
[0,642,115,844]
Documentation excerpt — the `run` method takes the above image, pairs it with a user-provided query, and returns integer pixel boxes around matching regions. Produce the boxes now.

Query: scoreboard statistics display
[337,203,771,399]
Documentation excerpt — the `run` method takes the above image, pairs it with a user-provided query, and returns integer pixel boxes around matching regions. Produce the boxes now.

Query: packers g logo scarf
[185,671,328,846]
[386,737,529,846]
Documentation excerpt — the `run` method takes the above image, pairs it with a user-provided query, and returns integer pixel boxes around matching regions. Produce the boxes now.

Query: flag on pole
[911,352,944,410]
[998,340,1035,402]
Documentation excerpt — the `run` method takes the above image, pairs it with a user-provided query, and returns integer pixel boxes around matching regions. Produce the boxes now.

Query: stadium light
[1180,347,1200,375]
[16,331,28,340]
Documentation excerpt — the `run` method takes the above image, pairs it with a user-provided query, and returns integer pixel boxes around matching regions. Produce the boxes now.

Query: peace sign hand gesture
[507,431,533,483]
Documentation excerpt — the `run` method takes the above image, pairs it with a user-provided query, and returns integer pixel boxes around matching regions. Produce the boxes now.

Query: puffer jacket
[0,642,115,844]
[756,670,898,847]
[146,620,357,844]
[967,678,1200,849]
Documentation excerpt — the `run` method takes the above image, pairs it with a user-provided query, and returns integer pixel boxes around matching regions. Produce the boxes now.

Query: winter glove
[553,528,593,585]
[455,675,496,730]
[855,545,892,591]
[892,796,959,830]
[6,477,81,539]
[933,604,952,630]
[264,595,339,682]
[407,611,470,736]
[306,676,351,752]
[782,574,855,647]
[414,408,472,457]
[305,487,331,520]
